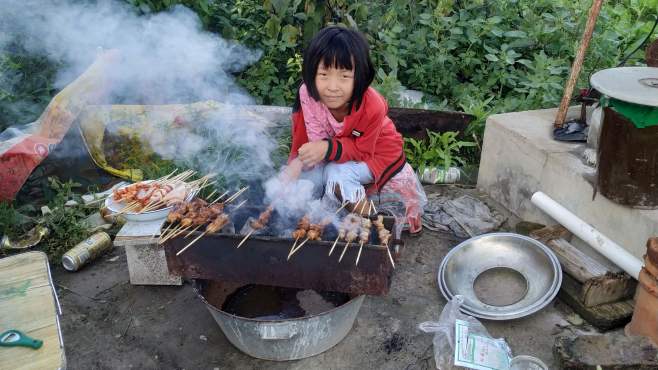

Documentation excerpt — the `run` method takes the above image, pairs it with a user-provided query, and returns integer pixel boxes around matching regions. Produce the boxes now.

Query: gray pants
[301,161,373,204]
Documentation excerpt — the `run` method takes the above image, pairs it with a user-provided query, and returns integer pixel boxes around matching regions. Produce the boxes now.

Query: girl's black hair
[293,26,375,113]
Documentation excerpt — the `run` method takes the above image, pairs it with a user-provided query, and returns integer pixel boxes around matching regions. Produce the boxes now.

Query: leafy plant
[404,130,476,174]
[40,178,94,260]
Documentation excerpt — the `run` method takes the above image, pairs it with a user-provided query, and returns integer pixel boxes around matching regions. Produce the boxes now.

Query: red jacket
[289,87,406,191]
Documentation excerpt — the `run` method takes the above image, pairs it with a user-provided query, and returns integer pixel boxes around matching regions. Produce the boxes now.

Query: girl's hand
[281,157,304,182]
[298,141,329,167]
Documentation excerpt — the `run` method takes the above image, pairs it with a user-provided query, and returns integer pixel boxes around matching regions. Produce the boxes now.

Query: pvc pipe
[531,191,642,279]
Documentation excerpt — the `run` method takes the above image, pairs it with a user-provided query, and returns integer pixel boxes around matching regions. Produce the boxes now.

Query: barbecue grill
[164,207,402,296]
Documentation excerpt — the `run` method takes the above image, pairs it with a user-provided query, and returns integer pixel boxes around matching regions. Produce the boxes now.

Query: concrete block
[477,107,658,259]
[124,243,181,286]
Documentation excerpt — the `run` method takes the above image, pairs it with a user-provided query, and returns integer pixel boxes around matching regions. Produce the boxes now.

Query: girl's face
[315,61,354,113]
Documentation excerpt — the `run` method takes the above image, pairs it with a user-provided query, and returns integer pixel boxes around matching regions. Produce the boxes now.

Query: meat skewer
[177,213,230,255]
[113,170,200,214]
[160,192,231,243]
[159,198,210,243]
[373,215,395,268]
[287,215,310,259]
[328,230,344,256]
[288,217,330,259]
[338,214,361,263]
[355,217,372,266]
[330,213,355,256]
[237,206,273,249]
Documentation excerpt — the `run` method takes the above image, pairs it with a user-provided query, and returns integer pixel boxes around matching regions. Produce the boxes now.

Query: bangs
[319,38,354,71]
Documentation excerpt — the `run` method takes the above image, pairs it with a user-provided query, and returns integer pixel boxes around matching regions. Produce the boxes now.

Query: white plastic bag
[418,296,510,370]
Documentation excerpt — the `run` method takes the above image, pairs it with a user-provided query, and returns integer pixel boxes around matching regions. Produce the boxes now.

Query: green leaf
[485,54,499,62]
[264,17,281,40]
[281,25,298,46]
[488,16,502,24]
[504,30,528,38]
[270,0,292,16]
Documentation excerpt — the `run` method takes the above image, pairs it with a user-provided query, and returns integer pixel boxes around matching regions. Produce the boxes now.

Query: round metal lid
[590,67,658,107]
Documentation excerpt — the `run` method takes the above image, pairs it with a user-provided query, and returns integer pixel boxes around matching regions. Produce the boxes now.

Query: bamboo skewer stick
[385,243,396,269]
[236,229,255,249]
[195,180,216,192]
[231,199,248,212]
[205,189,217,201]
[329,236,340,256]
[139,199,166,213]
[355,241,364,266]
[160,221,183,240]
[210,191,229,204]
[370,200,377,214]
[160,223,193,243]
[117,203,141,215]
[165,170,195,185]
[338,242,351,262]
[167,224,194,241]
[176,230,208,256]
[335,202,348,214]
[224,186,249,204]
[158,169,177,181]
[159,225,183,243]
[155,222,173,241]
[358,198,369,215]
[288,237,310,259]
[287,237,300,259]
[184,224,203,238]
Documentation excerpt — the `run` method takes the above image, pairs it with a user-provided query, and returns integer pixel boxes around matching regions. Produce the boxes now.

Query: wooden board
[559,273,634,331]
[531,226,635,306]
[0,252,65,370]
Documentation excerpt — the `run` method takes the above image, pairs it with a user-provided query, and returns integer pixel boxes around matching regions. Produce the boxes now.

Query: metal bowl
[438,233,562,320]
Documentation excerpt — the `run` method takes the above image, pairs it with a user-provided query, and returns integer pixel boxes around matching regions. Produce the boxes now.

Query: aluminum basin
[194,280,364,361]
[438,233,562,320]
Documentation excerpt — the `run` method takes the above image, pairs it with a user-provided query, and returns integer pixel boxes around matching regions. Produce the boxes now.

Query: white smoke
[264,171,341,236]
[0,0,260,104]
[0,0,284,185]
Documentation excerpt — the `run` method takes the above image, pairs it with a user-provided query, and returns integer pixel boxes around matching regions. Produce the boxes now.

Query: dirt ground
[53,187,590,369]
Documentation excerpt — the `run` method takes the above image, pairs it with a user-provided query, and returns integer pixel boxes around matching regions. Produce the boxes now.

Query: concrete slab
[477,107,658,259]
[555,331,658,369]
[51,187,576,369]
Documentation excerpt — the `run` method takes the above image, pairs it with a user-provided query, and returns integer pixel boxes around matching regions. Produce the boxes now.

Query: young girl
[284,26,426,234]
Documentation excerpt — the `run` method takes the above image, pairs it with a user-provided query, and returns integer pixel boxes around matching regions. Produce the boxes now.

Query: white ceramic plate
[104,181,197,222]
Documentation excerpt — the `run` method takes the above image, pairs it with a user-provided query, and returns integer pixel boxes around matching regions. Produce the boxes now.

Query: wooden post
[554,0,604,128]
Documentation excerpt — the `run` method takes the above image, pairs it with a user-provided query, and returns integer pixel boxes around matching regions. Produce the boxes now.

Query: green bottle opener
[0,330,43,349]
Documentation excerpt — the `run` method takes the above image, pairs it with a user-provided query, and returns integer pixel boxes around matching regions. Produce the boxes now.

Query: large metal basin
[438,233,561,320]
[194,280,364,361]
